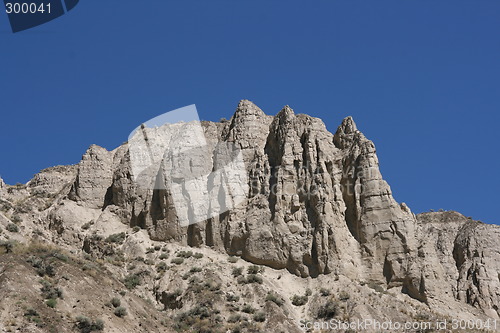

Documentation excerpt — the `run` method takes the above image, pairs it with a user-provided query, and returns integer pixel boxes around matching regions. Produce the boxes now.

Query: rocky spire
[333,116,359,149]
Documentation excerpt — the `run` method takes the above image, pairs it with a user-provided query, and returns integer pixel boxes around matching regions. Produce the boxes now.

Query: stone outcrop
[0,176,5,197]
[8,100,499,320]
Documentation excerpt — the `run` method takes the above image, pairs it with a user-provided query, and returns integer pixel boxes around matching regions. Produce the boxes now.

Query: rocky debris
[2,100,500,327]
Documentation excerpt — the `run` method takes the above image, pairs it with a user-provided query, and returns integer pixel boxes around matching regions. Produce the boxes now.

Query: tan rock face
[62,100,500,318]
[0,176,5,197]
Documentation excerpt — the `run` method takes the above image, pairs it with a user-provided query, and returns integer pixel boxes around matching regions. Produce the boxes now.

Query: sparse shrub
[247,265,260,274]
[190,266,202,273]
[45,298,57,308]
[236,275,246,284]
[171,257,184,265]
[132,226,141,233]
[177,250,193,258]
[317,300,338,319]
[227,256,238,263]
[24,308,38,317]
[6,223,19,233]
[291,295,308,306]
[319,288,331,296]
[266,292,284,306]
[203,279,221,291]
[193,252,203,259]
[241,304,255,314]
[305,288,312,296]
[0,201,12,212]
[114,306,127,317]
[53,252,69,262]
[75,315,104,333]
[40,280,63,299]
[226,293,240,302]
[111,297,121,308]
[156,261,167,272]
[231,267,243,277]
[227,314,242,323]
[11,214,22,224]
[123,273,141,289]
[253,311,266,322]
[338,290,350,301]
[0,240,15,253]
[245,274,262,284]
[105,232,126,244]
[81,222,92,230]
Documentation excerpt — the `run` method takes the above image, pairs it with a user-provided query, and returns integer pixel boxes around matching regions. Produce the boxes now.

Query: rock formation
[1,100,499,331]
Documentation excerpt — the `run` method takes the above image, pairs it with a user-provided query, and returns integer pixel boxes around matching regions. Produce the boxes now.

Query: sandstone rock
[69,144,114,209]
[7,99,499,324]
[0,176,5,197]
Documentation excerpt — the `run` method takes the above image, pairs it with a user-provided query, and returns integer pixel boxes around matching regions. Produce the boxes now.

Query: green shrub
[193,252,203,259]
[177,250,193,258]
[317,300,338,319]
[154,245,161,251]
[156,261,167,272]
[247,265,260,274]
[24,308,39,317]
[53,252,69,262]
[159,253,169,260]
[319,288,331,296]
[132,226,141,233]
[0,240,15,253]
[40,280,63,299]
[265,292,284,306]
[6,223,19,233]
[76,315,104,332]
[241,304,255,314]
[114,306,127,317]
[111,297,121,308]
[105,232,126,244]
[123,273,141,289]
[245,274,262,284]
[253,311,266,322]
[291,295,308,306]
[81,222,92,230]
[190,266,202,273]
[46,298,57,308]
[171,258,184,265]
[227,314,242,323]
[11,215,22,224]
[226,293,240,302]
[232,267,243,277]
[338,290,350,301]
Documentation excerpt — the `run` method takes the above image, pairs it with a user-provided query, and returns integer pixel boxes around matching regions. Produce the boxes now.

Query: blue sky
[0,1,498,224]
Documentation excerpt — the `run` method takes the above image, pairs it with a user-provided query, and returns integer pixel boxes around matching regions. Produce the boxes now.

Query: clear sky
[0,1,498,224]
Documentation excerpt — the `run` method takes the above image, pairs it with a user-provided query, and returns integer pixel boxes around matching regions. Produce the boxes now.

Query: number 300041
[5,3,51,14]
